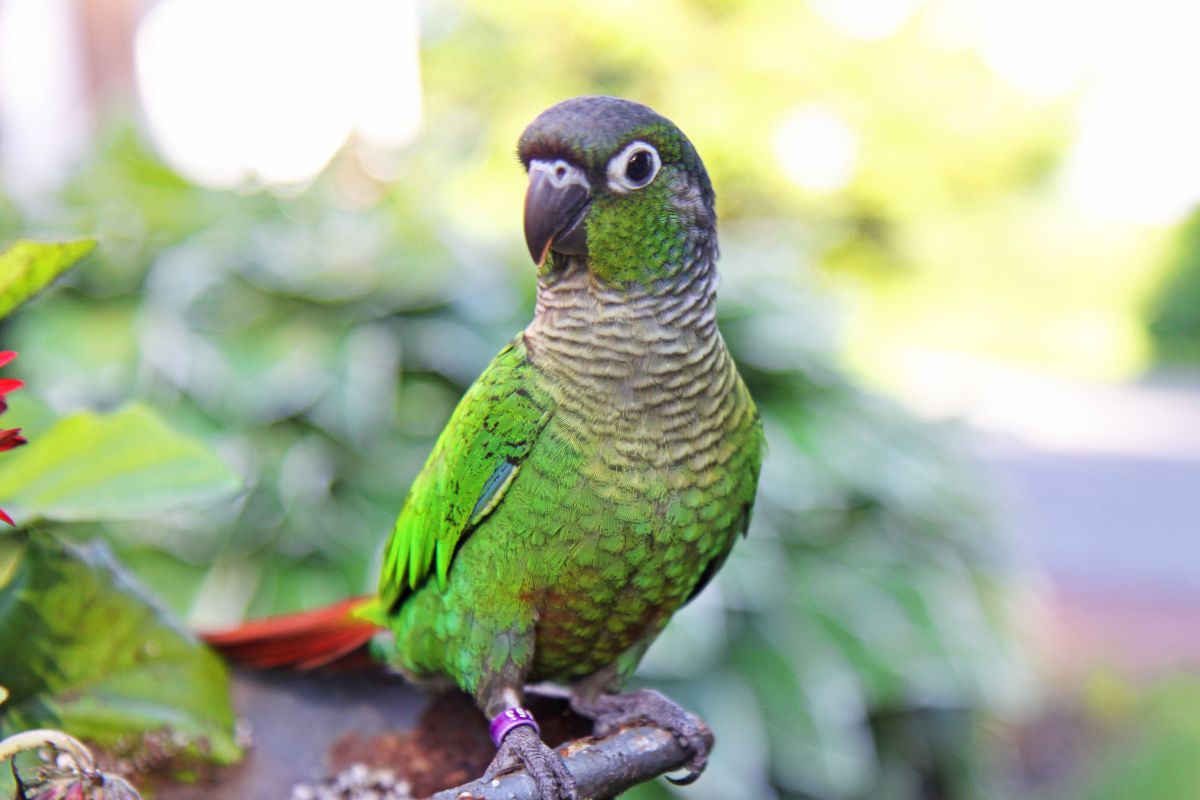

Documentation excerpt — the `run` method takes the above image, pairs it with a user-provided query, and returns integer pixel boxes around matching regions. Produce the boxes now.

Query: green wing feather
[379,337,553,607]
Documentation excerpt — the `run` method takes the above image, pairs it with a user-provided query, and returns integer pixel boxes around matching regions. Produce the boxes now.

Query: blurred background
[2,0,1200,797]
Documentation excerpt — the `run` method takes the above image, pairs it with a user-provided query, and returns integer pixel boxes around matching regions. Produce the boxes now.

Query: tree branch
[429,724,707,800]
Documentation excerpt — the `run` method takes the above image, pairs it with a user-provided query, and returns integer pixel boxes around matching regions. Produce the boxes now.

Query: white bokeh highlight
[0,0,89,199]
[810,0,920,40]
[963,0,1200,223]
[135,0,422,189]
[773,106,858,194]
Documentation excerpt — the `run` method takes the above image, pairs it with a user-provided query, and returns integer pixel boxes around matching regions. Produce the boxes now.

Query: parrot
[206,95,764,800]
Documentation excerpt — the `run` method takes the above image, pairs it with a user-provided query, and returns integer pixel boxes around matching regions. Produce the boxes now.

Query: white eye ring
[606,141,661,193]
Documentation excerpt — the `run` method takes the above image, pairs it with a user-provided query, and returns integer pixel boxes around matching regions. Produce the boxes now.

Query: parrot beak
[524,160,591,266]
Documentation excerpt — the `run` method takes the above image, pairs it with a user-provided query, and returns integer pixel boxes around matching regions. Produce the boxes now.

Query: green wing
[379,337,554,607]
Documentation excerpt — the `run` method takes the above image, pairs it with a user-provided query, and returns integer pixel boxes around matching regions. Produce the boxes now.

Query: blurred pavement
[897,358,1200,676]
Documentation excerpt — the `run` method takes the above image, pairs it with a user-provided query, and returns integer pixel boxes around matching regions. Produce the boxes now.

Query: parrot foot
[571,688,712,785]
[484,724,578,800]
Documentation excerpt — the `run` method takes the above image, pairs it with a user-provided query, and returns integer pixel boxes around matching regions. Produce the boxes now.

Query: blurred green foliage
[1148,208,1200,364]
[0,2,1069,796]
[1074,674,1200,800]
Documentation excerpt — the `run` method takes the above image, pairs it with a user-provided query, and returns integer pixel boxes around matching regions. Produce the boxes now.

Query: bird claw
[576,688,712,784]
[666,769,703,786]
[484,724,578,800]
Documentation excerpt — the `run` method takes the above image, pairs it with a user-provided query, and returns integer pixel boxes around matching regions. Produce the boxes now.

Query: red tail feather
[201,596,382,671]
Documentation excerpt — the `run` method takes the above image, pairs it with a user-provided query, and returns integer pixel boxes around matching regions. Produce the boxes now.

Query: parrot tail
[200,596,382,671]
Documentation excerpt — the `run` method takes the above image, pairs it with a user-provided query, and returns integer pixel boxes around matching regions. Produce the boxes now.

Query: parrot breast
[511,256,761,678]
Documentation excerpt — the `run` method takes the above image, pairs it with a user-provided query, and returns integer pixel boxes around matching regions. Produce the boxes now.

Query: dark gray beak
[524,160,590,266]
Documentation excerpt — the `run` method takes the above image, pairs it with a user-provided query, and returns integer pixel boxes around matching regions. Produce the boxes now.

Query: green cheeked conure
[207,96,764,800]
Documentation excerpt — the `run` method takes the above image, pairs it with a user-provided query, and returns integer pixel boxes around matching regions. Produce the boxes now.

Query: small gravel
[290,763,415,800]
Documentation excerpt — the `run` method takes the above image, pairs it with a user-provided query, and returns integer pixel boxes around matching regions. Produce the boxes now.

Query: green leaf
[0,533,241,765]
[0,404,240,523]
[0,239,96,320]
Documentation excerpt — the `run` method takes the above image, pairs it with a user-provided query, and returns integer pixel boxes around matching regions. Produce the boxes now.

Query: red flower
[0,350,25,526]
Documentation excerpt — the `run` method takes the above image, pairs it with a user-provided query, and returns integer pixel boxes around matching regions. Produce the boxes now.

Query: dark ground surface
[156,670,424,799]
[155,672,592,799]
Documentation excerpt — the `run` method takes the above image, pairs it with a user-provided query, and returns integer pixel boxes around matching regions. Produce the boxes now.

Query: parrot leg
[570,671,712,786]
[482,686,578,800]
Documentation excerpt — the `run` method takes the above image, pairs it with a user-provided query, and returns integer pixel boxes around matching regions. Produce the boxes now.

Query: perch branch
[429,724,710,800]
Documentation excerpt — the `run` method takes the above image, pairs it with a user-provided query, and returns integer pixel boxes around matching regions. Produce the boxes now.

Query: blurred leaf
[0,239,95,320]
[5,298,139,409]
[0,533,241,765]
[0,404,240,523]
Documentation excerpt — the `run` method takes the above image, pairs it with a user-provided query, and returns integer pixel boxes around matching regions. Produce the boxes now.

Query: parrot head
[517,96,716,286]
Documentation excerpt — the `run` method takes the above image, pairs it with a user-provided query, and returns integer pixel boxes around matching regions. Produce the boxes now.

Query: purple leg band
[490,706,540,747]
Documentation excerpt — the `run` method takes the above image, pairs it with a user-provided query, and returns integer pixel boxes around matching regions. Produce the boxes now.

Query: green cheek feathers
[585,172,692,287]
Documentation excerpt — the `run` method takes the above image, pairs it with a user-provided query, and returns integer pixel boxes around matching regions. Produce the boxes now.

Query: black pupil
[625,150,653,184]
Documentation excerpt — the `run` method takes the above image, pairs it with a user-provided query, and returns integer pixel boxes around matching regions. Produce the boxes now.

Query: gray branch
[428,725,707,800]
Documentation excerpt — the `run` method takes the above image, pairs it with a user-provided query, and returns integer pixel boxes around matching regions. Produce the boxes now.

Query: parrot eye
[607,141,661,193]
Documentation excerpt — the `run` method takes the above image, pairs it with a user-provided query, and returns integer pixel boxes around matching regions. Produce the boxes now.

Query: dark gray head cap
[517,95,706,187]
